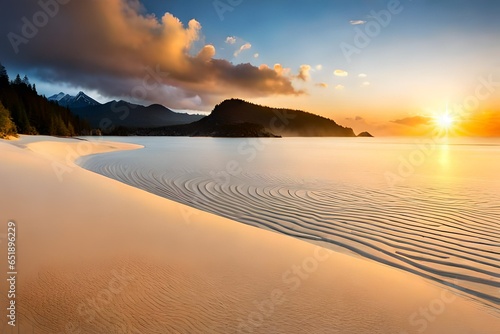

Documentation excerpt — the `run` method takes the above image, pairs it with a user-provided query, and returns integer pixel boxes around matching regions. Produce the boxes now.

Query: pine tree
[0,63,90,136]
[0,102,17,138]
[13,74,22,85]
[0,62,9,87]
[67,122,75,136]
[11,104,30,134]
[57,117,70,136]
[49,115,58,136]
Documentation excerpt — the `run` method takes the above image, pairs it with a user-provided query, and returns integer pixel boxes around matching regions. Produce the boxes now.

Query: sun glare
[435,113,454,130]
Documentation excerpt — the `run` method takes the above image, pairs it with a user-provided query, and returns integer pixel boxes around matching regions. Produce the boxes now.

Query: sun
[435,113,455,130]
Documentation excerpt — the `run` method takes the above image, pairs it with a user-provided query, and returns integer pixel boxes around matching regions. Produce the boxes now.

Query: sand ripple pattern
[81,159,500,307]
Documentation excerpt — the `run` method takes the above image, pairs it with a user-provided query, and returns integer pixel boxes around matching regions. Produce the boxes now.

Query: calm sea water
[79,137,500,308]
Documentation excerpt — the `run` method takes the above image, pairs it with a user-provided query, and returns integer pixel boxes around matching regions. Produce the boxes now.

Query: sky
[1,0,499,136]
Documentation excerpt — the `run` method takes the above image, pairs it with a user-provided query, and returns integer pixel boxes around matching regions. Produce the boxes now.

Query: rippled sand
[1,136,498,333]
[80,137,500,308]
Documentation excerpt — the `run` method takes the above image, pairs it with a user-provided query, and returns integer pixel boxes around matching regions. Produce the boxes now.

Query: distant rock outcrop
[357,131,374,137]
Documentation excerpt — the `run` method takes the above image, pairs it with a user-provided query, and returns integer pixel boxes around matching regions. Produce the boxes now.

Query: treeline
[0,62,90,138]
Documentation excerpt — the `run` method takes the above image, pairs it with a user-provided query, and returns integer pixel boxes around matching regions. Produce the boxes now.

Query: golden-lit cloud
[197,45,216,62]
[297,65,312,81]
[392,116,432,127]
[345,116,365,121]
[335,84,345,90]
[315,83,328,88]
[234,43,252,57]
[315,64,323,71]
[273,64,291,77]
[334,69,349,77]
[0,0,300,109]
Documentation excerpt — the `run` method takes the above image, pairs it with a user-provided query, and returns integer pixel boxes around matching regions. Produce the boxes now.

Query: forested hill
[119,99,359,137]
[0,62,90,138]
[204,99,356,137]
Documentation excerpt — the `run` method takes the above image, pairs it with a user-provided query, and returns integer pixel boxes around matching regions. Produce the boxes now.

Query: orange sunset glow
[0,0,498,137]
[1,1,499,334]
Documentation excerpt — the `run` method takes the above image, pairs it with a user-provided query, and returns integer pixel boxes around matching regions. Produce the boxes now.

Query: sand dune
[0,136,498,333]
[79,161,500,307]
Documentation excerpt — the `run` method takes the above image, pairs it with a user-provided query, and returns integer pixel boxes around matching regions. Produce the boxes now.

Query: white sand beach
[0,136,498,333]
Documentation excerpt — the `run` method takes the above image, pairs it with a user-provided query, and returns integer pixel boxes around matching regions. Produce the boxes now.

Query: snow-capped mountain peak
[48,91,101,108]
[48,92,67,102]
[74,91,100,106]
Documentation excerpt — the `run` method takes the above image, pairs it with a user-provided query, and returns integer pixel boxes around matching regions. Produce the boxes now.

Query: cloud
[345,116,364,121]
[197,45,216,62]
[273,64,291,77]
[297,64,311,81]
[391,116,432,127]
[253,53,259,58]
[350,20,367,25]
[361,81,371,87]
[234,43,252,57]
[0,0,300,110]
[358,73,367,78]
[334,69,349,77]
[225,36,236,44]
[315,83,328,88]
[315,64,323,71]
[335,84,345,90]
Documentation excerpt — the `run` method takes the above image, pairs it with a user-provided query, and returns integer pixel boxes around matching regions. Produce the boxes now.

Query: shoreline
[0,135,498,333]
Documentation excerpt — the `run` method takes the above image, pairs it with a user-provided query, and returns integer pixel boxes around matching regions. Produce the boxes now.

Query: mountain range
[49,92,204,129]
[49,92,371,137]
[48,91,100,109]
